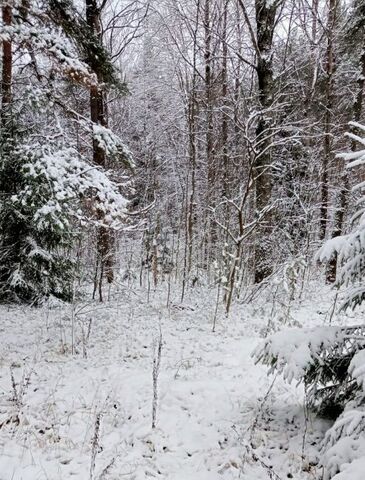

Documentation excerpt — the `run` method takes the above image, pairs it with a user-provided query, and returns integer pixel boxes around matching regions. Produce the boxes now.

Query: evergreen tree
[255,122,365,478]
[0,1,131,303]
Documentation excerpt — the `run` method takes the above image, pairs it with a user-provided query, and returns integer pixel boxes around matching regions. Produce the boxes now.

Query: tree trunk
[1,4,12,117]
[311,0,319,45]
[221,0,229,198]
[85,0,114,298]
[204,0,214,197]
[319,0,338,242]
[187,92,197,275]
[203,0,217,264]
[253,0,277,283]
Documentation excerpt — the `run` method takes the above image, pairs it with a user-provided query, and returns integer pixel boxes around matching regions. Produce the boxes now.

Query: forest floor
[0,277,357,480]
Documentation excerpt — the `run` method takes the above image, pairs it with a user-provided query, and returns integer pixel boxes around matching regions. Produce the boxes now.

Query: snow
[92,124,134,169]
[349,349,365,390]
[17,147,129,230]
[322,408,365,479]
[317,236,348,262]
[253,326,344,383]
[0,281,335,480]
[323,436,365,480]
[332,456,365,480]
[0,23,98,87]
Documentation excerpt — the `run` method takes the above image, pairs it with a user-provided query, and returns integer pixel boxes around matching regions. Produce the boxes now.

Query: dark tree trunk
[319,0,338,242]
[204,0,214,198]
[221,0,229,198]
[253,0,277,284]
[85,0,115,297]
[1,4,12,116]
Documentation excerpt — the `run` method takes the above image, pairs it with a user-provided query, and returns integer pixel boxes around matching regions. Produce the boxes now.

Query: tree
[255,123,365,478]
[319,0,340,242]
[0,0,130,303]
[86,0,115,295]
[238,0,284,283]
[327,0,365,282]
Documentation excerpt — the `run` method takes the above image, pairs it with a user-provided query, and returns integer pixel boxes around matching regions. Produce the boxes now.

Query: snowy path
[0,289,325,479]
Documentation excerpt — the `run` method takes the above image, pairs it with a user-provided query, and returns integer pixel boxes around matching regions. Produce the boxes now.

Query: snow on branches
[322,408,365,479]
[255,122,365,478]
[92,124,134,170]
[15,146,129,230]
[317,121,365,311]
[0,17,97,88]
[253,326,344,384]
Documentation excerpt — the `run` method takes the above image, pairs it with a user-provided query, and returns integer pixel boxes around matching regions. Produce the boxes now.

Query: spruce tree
[255,122,365,477]
[0,1,131,303]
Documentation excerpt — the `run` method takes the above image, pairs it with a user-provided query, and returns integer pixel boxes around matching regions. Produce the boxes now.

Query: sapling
[152,330,163,429]
[90,411,102,480]
[82,318,93,359]
[263,257,306,336]
[212,283,221,333]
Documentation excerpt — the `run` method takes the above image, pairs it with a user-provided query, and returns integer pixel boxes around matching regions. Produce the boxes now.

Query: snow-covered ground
[0,279,349,479]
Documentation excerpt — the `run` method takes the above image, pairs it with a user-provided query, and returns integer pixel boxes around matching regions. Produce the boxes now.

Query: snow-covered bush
[254,122,365,478]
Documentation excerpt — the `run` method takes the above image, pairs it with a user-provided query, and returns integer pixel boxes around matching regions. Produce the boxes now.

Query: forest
[1,0,365,479]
